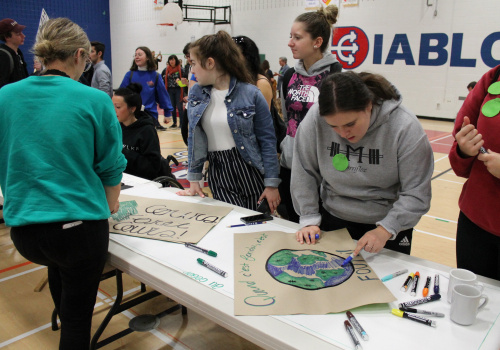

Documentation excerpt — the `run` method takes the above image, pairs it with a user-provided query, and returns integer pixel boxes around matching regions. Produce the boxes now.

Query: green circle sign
[487,82,500,95]
[481,98,500,118]
[332,154,349,171]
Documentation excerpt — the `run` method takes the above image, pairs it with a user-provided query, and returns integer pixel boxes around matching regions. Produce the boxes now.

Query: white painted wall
[109,0,500,119]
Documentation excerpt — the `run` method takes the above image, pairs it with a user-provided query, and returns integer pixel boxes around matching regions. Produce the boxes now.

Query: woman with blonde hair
[279,5,342,222]
[0,18,126,349]
[177,31,281,212]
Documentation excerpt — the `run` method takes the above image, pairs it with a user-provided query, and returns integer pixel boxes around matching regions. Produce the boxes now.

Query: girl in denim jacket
[177,31,281,212]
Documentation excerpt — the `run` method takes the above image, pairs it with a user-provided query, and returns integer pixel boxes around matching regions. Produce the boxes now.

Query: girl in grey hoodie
[292,72,433,256]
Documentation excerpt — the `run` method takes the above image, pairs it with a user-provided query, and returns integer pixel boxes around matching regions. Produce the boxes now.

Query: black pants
[181,107,188,146]
[11,220,109,349]
[457,211,500,280]
[278,166,300,223]
[167,87,183,126]
[320,207,413,255]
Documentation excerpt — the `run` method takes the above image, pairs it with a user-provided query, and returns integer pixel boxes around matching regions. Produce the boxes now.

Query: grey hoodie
[291,97,433,239]
[280,53,339,169]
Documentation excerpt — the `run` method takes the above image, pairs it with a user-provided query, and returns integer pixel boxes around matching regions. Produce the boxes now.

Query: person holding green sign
[449,65,500,280]
[291,72,433,255]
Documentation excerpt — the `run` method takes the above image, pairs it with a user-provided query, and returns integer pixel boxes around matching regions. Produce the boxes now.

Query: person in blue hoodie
[292,72,433,256]
[113,83,162,180]
[120,46,173,131]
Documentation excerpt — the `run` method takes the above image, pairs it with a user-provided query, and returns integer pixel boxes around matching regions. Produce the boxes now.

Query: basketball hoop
[157,2,183,31]
[157,23,174,36]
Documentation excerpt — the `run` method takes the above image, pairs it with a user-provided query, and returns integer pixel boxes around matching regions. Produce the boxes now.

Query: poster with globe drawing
[234,229,396,315]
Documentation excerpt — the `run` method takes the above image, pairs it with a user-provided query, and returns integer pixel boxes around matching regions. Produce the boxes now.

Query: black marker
[399,294,441,308]
[410,271,420,296]
[392,309,436,327]
[399,307,445,318]
[434,274,440,294]
[344,320,363,350]
[400,272,414,292]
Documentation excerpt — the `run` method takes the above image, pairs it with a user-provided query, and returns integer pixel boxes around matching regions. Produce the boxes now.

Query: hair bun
[126,82,143,94]
[320,4,339,26]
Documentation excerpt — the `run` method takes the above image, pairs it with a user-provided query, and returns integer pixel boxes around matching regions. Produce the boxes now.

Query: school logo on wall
[331,26,369,69]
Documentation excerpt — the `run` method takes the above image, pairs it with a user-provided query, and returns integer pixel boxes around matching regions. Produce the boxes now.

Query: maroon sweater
[449,65,500,236]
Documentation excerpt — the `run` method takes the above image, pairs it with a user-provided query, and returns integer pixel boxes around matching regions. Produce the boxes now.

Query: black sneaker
[170,124,178,129]
[156,125,167,131]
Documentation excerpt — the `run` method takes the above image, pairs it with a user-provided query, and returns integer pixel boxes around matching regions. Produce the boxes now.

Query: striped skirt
[207,148,264,210]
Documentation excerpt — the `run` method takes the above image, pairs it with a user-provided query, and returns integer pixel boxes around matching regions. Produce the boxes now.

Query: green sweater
[0,76,127,226]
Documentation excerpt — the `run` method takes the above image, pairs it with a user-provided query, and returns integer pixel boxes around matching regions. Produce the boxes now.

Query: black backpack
[270,99,286,151]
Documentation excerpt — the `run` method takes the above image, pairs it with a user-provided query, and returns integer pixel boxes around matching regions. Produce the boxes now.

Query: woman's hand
[110,201,120,215]
[259,187,280,213]
[353,226,392,256]
[296,226,321,245]
[478,150,500,179]
[455,116,484,157]
[176,182,206,197]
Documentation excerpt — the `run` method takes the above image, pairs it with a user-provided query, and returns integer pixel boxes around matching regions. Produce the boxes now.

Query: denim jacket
[187,77,280,188]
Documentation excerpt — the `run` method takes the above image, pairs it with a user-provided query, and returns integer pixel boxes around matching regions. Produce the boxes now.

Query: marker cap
[208,250,217,257]
[392,309,404,318]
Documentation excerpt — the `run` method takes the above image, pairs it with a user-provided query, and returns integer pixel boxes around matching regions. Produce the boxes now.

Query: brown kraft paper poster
[234,229,396,315]
[109,194,232,244]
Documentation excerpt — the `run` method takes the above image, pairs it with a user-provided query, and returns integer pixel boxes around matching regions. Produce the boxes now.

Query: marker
[480,146,489,154]
[423,276,431,297]
[381,269,409,282]
[399,307,445,318]
[391,309,436,327]
[344,320,363,350]
[400,273,415,292]
[227,221,267,228]
[185,243,217,257]
[410,272,420,296]
[197,258,228,278]
[346,311,369,341]
[308,233,320,240]
[434,274,440,294]
[341,253,355,267]
[399,294,441,308]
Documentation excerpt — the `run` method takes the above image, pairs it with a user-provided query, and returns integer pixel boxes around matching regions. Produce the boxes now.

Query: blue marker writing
[381,269,409,282]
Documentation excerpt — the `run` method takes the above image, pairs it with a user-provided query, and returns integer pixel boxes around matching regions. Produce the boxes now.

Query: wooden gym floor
[0,117,462,349]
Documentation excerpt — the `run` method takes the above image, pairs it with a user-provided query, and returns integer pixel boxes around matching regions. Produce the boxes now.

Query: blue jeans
[11,220,109,349]
[167,87,183,125]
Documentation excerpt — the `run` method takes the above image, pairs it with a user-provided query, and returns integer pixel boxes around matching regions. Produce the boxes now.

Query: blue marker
[434,274,440,294]
[308,233,320,240]
[381,269,409,282]
[341,253,355,267]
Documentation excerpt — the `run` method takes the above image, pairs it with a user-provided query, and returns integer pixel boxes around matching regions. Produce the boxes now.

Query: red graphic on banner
[331,26,369,69]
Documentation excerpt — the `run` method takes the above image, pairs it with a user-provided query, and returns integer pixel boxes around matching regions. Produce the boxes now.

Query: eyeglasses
[84,56,92,72]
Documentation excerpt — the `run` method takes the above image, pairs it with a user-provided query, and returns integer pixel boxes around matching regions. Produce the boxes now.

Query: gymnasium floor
[0,117,463,349]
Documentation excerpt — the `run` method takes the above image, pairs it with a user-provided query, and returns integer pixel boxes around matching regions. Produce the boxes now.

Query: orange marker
[423,276,431,297]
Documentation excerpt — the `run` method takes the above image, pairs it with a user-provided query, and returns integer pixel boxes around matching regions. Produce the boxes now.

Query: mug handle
[475,282,485,293]
[478,294,489,310]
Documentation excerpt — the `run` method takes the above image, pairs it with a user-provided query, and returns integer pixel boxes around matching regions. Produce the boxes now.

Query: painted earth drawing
[265,249,354,290]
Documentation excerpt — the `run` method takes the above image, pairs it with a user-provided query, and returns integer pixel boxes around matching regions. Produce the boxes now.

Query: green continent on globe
[312,250,327,257]
[315,268,345,281]
[267,250,299,266]
[297,254,328,265]
[274,271,325,289]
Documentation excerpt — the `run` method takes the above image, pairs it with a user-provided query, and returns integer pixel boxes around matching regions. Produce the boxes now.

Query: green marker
[185,243,217,257]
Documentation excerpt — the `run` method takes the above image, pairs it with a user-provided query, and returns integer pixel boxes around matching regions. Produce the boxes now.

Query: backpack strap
[282,67,295,98]
[0,48,14,76]
[129,70,134,84]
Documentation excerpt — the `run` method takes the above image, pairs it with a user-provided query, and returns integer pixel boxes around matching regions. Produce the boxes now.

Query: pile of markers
[383,269,443,327]
[344,311,368,350]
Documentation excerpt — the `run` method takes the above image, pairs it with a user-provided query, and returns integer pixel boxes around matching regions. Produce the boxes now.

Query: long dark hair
[114,83,143,116]
[319,72,399,116]
[130,46,156,71]
[167,54,180,67]
[232,35,263,83]
[190,30,253,84]
[295,5,338,52]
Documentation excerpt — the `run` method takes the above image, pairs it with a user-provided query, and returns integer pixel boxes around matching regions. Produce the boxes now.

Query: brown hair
[319,72,399,116]
[129,46,157,71]
[190,30,253,84]
[295,5,339,52]
[32,18,90,66]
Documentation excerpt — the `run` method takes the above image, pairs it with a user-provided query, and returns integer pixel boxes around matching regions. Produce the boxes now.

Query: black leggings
[278,166,300,223]
[457,211,500,280]
[320,207,413,255]
[11,219,109,350]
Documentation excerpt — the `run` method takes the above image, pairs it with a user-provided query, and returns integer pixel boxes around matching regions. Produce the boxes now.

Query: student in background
[279,5,341,223]
[120,46,173,131]
[0,18,28,88]
[292,72,433,256]
[89,41,113,97]
[467,81,477,92]
[113,83,162,180]
[177,31,281,212]
[449,65,500,280]
[274,57,290,98]
[180,42,196,145]
[164,54,183,128]
[0,18,126,349]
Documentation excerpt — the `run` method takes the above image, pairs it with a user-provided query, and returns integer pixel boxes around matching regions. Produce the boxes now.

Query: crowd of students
[1,5,500,348]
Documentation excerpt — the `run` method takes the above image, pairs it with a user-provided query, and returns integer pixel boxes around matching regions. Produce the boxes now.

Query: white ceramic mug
[450,284,489,325]
[447,268,484,303]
